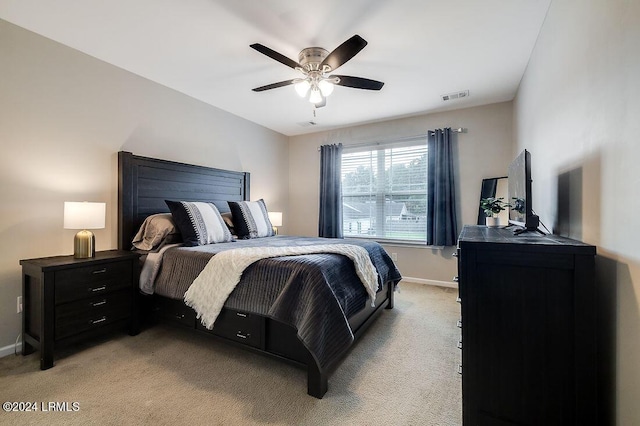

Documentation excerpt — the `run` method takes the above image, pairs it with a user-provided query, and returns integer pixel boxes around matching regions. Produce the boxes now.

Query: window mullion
[376,149,386,238]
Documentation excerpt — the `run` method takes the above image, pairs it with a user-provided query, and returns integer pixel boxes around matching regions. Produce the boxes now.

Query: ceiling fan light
[318,80,334,97]
[308,88,323,104]
[294,80,311,97]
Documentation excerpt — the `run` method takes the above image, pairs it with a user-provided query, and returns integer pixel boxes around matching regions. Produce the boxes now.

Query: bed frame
[117,151,393,398]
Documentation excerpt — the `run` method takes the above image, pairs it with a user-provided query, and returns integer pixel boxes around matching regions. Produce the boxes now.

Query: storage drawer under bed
[197,309,264,349]
[153,297,264,350]
[154,296,196,328]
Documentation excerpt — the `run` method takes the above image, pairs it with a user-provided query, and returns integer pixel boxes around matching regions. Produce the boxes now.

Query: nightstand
[20,250,140,370]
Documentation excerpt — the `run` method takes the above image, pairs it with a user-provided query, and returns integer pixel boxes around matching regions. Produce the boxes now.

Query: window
[341,138,428,244]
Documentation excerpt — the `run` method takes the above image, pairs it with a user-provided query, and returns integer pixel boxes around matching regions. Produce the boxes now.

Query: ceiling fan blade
[250,43,301,69]
[321,35,368,71]
[333,75,384,90]
[252,80,295,92]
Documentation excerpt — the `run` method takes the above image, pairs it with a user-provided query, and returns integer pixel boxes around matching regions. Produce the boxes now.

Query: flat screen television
[508,149,540,233]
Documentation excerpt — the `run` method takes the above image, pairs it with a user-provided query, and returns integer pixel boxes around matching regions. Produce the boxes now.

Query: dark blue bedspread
[153,236,402,370]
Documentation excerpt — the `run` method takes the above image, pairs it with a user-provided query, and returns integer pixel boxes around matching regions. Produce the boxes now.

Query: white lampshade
[308,88,323,104]
[64,202,106,230]
[268,211,283,227]
[295,80,311,97]
[318,79,334,97]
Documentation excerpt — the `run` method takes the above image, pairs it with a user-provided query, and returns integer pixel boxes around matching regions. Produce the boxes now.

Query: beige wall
[0,20,289,351]
[513,0,640,424]
[288,102,513,282]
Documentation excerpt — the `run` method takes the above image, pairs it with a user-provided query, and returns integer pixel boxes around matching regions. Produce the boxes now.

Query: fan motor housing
[298,47,329,71]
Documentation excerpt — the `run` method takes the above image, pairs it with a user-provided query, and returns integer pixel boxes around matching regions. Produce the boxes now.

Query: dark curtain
[318,143,343,238]
[427,128,458,246]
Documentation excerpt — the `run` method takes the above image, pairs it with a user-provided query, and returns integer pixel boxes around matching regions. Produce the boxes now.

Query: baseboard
[401,276,458,289]
[0,342,21,358]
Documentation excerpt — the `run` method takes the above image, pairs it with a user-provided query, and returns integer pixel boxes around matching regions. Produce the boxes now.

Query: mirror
[477,176,509,225]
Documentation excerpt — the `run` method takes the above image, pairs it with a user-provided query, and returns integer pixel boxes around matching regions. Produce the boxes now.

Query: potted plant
[480,197,510,227]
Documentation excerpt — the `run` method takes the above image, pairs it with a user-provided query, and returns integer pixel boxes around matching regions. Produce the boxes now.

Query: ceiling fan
[250,35,384,107]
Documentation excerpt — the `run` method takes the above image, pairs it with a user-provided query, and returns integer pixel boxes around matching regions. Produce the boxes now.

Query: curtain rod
[317,128,466,151]
[428,127,466,134]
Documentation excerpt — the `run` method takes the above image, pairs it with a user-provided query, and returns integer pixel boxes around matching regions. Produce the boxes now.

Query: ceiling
[0,0,551,136]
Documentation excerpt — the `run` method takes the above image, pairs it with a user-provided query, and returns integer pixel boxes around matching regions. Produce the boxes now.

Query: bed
[117,151,401,398]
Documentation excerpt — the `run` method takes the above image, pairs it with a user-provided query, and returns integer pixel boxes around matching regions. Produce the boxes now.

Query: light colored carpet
[0,282,462,425]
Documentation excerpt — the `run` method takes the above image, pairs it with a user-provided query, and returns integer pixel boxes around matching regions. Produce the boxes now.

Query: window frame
[341,136,429,246]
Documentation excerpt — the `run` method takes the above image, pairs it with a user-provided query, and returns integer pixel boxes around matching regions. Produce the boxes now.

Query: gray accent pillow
[220,212,236,235]
[132,213,180,251]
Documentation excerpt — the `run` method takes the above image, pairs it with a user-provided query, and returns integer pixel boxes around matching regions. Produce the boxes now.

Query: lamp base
[74,230,95,258]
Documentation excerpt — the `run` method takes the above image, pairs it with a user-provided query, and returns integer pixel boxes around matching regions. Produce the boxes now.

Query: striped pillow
[165,200,232,246]
[228,199,274,239]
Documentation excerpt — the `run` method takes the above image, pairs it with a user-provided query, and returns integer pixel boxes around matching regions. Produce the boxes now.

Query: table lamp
[268,211,283,235]
[64,202,106,258]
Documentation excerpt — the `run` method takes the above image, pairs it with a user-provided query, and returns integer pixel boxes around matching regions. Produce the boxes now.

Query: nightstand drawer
[55,261,132,304]
[198,309,263,348]
[55,290,131,339]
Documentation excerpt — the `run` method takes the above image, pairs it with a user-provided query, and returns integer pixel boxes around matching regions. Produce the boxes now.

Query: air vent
[297,121,317,127]
[442,90,470,101]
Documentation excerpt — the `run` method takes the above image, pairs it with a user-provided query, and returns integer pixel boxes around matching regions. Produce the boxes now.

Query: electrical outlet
[17,296,22,314]
[391,253,398,262]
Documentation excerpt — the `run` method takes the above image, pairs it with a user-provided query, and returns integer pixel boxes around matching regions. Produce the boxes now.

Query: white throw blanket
[184,244,379,329]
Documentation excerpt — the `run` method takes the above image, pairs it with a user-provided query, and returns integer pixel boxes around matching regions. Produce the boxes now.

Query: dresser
[20,250,140,369]
[456,226,597,425]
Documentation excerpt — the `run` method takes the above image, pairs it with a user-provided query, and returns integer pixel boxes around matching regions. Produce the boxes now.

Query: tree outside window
[341,140,428,243]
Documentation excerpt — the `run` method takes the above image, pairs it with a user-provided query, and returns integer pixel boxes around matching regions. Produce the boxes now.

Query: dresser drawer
[55,261,132,304]
[55,290,131,339]
[198,309,263,349]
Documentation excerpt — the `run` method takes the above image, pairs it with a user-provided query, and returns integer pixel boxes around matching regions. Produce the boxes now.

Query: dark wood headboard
[117,151,250,250]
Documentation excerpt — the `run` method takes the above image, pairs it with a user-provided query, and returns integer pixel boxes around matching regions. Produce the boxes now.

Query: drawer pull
[236,332,249,339]
[91,299,107,307]
[456,319,462,328]
[457,364,463,375]
[90,286,107,293]
[453,276,459,282]
[90,316,107,325]
[457,340,463,349]
[92,268,107,274]
[236,312,247,318]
